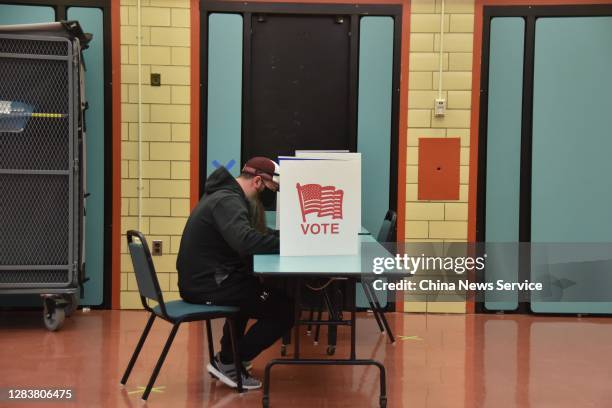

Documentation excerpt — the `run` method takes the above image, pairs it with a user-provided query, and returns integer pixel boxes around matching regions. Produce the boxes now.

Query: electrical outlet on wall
[434,98,446,117]
[151,73,161,87]
[152,240,163,256]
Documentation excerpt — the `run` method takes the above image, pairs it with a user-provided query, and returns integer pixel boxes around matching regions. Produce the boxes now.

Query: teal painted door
[355,16,395,308]
[530,16,612,314]
[482,10,612,314]
[483,17,524,311]
[206,13,243,179]
[0,4,54,24]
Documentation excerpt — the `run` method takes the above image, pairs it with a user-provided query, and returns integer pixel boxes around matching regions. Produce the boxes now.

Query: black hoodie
[176,167,279,302]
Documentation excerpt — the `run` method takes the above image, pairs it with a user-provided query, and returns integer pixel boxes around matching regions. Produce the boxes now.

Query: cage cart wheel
[64,294,79,317]
[43,299,65,331]
[380,397,387,408]
[326,345,336,356]
[280,344,287,357]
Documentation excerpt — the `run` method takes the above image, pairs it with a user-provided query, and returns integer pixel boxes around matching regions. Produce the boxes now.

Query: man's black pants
[215,286,294,363]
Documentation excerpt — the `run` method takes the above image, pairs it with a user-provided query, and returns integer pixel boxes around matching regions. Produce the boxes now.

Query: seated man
[176,157,293,390]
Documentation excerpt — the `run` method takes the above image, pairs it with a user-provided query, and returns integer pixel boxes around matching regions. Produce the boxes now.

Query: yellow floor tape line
[397,335,424,341]
[127,386,165,395]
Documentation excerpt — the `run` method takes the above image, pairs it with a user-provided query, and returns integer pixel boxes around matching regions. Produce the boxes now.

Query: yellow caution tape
[30,113,66,118]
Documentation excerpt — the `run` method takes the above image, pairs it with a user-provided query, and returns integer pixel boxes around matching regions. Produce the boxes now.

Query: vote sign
[279,156,361,256]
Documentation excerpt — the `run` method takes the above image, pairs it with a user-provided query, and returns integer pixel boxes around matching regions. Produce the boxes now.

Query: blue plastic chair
[376,210,397,243]
[120,230,243,400]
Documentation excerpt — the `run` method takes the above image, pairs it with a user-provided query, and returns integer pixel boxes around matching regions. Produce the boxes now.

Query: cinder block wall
[118,0,476,312]
[404,0,474,313]
[120,0,191,308]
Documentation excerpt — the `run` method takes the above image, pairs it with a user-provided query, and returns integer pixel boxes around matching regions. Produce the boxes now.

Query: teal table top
[254,232,390,276]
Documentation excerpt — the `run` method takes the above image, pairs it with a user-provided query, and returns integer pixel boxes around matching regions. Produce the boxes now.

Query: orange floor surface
[1,310,612,407]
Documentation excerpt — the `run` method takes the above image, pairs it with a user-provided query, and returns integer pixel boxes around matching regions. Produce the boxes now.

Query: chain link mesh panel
[0,270,69,284]
[0,174,70,265]
[0,38,69,56]
[0,58,69,170]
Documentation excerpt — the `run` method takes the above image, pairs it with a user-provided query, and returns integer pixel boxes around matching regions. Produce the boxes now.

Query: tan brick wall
[120,0,190,309]
[404,0,475,313]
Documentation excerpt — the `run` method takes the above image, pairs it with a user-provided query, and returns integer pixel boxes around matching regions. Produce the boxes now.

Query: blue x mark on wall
[211,159,236,170]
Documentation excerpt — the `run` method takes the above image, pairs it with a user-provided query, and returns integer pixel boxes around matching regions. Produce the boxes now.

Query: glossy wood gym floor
[1,311,612,407]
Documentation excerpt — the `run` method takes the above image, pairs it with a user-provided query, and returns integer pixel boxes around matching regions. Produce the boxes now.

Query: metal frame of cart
[0,24,87,330]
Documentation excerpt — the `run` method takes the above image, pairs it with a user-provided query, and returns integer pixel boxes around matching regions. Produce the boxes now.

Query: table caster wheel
[262,396,269,407]
[326,345,335,356]
[280,344,287,356]
[380,397,387,407]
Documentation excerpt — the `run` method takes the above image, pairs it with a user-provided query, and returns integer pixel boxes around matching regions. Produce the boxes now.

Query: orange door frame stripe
[190,0,201,209]
[189,0,410,311]
[111,0,122,310]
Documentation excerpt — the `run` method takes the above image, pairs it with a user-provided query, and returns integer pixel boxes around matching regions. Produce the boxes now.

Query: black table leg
[293,277,302,359]
[322,287,337,355]
[306,307,314,335]
[350,278,357,360]
[262,276,386,407]
[314,297,323,345]
[263,358,386,407]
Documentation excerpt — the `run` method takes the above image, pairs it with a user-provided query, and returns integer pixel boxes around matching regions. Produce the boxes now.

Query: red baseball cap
[241,157,280,191]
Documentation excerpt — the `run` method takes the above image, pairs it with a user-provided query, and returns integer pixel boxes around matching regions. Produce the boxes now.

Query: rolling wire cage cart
[0,21,90,331]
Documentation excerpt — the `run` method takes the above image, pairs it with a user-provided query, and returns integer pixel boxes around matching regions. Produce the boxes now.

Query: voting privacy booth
[255,152,390,407]
[271,151,391,312]
[278,153,361,256]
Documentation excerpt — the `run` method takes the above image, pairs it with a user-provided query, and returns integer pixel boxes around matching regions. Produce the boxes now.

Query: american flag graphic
[296,183,344,222]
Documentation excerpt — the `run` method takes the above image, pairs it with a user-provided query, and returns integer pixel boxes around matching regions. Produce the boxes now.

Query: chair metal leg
[227,318,244,393]
[205,319,217,378]
[364,281,395,343]
[205,320,215,365]
[314,300,323,345]
[362,282,385,333]
[306,307,314,334]
[120,313,156,385]
[142,322,180,400]
[281,330,291,356]
[371,297,395,344]
[282,330,291,345]
[322,287,337,351]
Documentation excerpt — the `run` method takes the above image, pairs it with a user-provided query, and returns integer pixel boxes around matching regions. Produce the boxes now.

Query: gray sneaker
[207,353,262,390]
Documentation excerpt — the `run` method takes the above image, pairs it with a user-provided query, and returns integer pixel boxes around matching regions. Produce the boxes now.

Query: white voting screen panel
[295,149,349,155]
[293,152,362,228]
[279,157,361,256]
[295,151,359,160]
[277,152,354,232]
